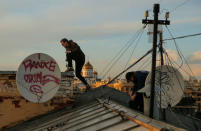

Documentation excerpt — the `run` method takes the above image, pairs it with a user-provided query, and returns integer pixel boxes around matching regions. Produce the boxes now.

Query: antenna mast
[142,4,170,118]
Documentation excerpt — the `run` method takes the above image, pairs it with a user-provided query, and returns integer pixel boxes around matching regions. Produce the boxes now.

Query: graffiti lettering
[30,85,43,94]
[30,85,43,101]
[23,59,56,72]
[24,72,60,86]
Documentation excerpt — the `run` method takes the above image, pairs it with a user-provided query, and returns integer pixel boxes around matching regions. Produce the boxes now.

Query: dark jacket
[131,71,149,94]
[129,71,149,112]
[65,41,85,61]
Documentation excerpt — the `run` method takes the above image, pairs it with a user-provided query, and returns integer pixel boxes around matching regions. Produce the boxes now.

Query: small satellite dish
[142,65,185,108]
[16,53,61,103]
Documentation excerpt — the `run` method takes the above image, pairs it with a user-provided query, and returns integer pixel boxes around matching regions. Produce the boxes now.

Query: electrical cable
[99,26,144,78]
[119,28,146,79]
[137,56,152,70]
[163,50,185,92]
[165,25,197,79]
[105,48,152,86]
[101,25,147,79]
[163,48,192,77]
[163,32,201,41]
[101,50,152,106]
[154,49,194,130]
[171,0,192,13]
[123,29,145,71]
[165,25,184,70]
[163,49,200,124]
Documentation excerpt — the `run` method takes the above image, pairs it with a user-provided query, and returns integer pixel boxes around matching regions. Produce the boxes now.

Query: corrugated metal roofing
[8,98,185,131]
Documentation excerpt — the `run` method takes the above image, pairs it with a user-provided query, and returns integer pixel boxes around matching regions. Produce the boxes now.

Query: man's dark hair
[60,38,68,43]
[125,72,134,81]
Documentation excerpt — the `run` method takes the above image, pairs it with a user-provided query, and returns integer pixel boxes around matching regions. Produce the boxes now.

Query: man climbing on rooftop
[125,71,149,113]
[60,38,91,91]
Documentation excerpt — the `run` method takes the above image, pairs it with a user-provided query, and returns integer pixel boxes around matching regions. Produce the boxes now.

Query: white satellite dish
[16,53,61,103]
[142,65,185,108]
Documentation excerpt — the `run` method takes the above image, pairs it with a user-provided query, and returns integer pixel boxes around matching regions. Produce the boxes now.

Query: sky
[0,0,201,80]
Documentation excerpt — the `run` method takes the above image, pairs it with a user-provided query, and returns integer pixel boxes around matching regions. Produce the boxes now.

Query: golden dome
[83,61,93,69]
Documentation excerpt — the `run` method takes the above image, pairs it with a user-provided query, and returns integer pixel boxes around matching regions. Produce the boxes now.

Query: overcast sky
[0,0,201,79]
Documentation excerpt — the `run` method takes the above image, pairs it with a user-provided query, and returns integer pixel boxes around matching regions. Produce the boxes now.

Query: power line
[163,32,201,41]
[165,25,196,78]
[165,25,184,69]
[100,25,146,79]
[171,0,192,13]
[159,0,191,18]
[158,0,191,15]
[121,29,145,75]
[137,55,152,70]
[164,50,185,91]
[99,26,144,78]
[163,32,199,130]
[119,32,149,80]
[163,48,192,77]
[105,49,152,85]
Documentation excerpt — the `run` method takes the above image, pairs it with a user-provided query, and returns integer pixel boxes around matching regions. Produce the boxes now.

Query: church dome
[83,61,93,69]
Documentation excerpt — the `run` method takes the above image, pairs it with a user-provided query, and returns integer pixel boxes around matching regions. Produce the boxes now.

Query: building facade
[71,61,99,92]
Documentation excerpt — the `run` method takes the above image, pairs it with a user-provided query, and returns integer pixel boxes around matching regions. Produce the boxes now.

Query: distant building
[0,71,19,96]
[82,61,93,78]
[70,61,99,92]
[82,61,98,85]
[59,60,99,94]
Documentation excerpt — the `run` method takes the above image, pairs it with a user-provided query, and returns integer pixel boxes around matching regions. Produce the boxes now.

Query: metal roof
[5,97,185,131]
[2,85,188,131]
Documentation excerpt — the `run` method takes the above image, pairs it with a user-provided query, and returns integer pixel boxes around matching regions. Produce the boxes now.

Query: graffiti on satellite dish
[144,65,185,108]
[16,53,61,103]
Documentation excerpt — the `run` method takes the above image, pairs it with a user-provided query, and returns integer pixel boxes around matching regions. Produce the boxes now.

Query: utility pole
[142,4,170,118]
[159,32,164,65]
[159,31,167,121]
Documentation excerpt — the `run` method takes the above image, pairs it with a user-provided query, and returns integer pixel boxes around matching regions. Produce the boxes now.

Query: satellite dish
[16,53,61,103]
[142,65,185,108]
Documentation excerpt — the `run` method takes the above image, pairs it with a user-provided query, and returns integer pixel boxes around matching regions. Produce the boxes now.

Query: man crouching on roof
[125,71,149,113]
[60,38,91,91]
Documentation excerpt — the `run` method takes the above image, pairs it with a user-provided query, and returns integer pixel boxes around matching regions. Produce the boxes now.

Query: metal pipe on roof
[97,98,161,131]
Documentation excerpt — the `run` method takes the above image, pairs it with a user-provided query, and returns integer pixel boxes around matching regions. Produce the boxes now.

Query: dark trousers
[66,52,89,86]
[129,93,144,113]
[66,53,73,67]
